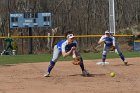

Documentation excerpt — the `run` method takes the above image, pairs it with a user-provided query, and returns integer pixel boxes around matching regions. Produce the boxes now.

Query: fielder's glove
[72,56,81,65]
[109,46,115,51]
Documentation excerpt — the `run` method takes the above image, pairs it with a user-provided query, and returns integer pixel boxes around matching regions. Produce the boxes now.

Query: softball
[110,72,116,77]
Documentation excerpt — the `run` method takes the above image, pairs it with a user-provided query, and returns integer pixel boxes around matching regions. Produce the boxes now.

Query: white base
[96,62,109,65]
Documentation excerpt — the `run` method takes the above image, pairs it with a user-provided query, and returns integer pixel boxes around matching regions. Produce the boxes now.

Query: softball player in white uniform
[44,32,89,77]
[98,31,128,65]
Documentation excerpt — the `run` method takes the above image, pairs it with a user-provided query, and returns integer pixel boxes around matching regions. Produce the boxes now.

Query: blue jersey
[57,40,77,52]
[57,40,65,51]
[104,37,113,46]
[99,35,115,47]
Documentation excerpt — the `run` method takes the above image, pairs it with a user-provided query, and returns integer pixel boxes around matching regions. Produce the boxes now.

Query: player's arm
[61,43,76,57]
[62,46,76,57]
[98,36,105,45]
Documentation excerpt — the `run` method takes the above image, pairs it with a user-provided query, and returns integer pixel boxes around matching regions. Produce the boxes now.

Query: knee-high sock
[119,53,125,61]
[79,58,85,71]
[102,55,106,62]
[48,61,56,73]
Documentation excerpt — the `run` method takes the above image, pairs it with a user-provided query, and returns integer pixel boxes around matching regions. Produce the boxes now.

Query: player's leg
[5,44,10,51]
[1,45,10,55]
[8,45,14,55]
[80,58,90,76]
[75,51,90,76]
[115,45,128,65]
[74,52,84,70]
[44,45,61,77]
[102,46,109,63]
[1,50,6,55]
[74,52,85,71]
[10,45,16,55]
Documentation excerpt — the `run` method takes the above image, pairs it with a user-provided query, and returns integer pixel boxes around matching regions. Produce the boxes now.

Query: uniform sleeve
[112,36,115,46]
[61,42,67,52]
[99,35,105,42]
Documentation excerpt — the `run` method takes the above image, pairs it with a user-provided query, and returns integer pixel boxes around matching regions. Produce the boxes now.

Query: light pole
[109,0,115,35]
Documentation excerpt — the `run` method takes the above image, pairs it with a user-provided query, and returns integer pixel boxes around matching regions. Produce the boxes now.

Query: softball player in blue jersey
[98,30,128,65]
[44,31,89,77]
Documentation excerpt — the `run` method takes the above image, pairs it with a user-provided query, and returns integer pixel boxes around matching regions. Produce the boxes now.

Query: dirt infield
[0,57,140,93]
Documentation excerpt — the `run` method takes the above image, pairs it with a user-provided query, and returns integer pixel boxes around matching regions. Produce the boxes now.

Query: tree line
[0,0,139,54]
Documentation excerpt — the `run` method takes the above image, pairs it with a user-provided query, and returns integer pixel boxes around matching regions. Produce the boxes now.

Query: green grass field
[0,51,140,65]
